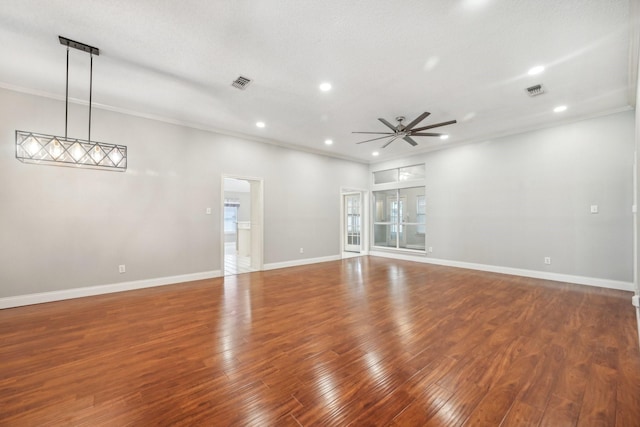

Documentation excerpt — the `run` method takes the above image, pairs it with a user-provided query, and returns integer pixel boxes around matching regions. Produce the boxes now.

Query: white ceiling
[0,0,636,163]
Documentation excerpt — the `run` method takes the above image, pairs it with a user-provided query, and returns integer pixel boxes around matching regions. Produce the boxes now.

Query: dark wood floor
[1,256,639,426]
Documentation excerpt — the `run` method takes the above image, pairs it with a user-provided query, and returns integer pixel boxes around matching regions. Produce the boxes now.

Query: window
[390,198,402,235]
[372,164,426,251]
[416,195,425,234]
[399,165,425,181]
[373,186,425,251]
[374,164,425,184]
[223,201,239,233]
[373,169,398,184]
[373,189,397,248]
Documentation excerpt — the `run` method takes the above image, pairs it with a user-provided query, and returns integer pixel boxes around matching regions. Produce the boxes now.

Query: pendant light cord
[65,46,69,139]
[88,53,93,143]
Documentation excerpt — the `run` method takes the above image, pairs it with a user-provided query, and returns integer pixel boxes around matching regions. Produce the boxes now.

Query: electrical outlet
[590,205,598,214]
[205,207,212,215]
[428,247,433,253]
[119,264,126,273]
[544,257,551,265]
[299,248,304,254]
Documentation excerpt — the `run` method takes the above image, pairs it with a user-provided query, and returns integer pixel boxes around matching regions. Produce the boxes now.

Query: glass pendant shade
[16,131,127,171]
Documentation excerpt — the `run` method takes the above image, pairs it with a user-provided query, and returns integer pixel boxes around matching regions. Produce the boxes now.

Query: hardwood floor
[1,256,638,426]
[224,242,253,276]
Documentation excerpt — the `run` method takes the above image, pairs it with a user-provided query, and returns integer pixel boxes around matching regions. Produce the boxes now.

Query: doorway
[341,188,368,258]
[222,176,264,275]
[344,193,362,252]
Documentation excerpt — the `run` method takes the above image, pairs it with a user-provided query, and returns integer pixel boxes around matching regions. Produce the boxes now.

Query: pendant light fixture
[15,36,127,171]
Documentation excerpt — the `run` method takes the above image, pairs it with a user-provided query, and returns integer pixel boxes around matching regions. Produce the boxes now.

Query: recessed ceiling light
[319,82,332,92]
[372,151,379,157]
[462,0,490,9]
[440,135,449,140]
[528,65,545,76]
[324,139,333,145]
[256,121,265,128]
[553,105,567,113]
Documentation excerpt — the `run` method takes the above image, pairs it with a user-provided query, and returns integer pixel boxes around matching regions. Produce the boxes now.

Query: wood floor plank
[352,356,458,426]
[500,400,543,426]
[576,363,618,427]
[463,350,541,426]
[539,394,580,427]
[615,337,640,427]
[517,343,566,411]
[424,379,487,426]
[389,382,453,426]
[0,256,637,426]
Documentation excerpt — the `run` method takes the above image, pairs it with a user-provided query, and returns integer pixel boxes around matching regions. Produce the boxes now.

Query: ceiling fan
[353,112,457,148]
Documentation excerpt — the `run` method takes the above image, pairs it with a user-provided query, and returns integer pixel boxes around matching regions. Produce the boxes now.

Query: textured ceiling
[0,0,636,163]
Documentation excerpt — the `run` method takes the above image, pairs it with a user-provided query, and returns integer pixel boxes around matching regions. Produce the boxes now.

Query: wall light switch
[206,207,212,215]
[590,205,598,214]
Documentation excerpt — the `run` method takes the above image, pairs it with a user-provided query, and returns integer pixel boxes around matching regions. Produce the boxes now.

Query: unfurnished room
[1,1,640,426]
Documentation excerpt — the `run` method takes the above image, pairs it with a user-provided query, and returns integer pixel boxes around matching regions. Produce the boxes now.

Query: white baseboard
[369,250,634,292]
[3,252,633,310]
[0,270,221,309]
[264,255,341,271]
[342,251,367,259]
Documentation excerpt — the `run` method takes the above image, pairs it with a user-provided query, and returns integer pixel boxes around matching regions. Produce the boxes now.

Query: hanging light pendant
[15,36,127,171]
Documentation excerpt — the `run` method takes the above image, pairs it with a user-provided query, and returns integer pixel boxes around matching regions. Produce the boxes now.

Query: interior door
[344,193,361,252]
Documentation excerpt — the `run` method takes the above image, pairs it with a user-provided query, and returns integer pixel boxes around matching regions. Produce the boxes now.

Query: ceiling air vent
[525,84,545,97]
[232,76,252,90]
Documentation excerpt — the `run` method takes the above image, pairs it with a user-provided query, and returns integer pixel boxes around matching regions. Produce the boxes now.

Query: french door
[344,193,362,252]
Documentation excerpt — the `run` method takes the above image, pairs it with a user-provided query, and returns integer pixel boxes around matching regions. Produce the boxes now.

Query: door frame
[340,187,368,258]
[221,174,264,274]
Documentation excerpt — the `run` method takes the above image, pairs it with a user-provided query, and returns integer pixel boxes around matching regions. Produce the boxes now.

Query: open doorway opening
[222,176,264,275]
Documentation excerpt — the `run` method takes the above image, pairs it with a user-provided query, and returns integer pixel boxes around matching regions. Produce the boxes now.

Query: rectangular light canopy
[16,131,127,171]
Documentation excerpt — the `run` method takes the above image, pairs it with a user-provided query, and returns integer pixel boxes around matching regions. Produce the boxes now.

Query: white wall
[371,110,635,284]
[1,86,634,303]
[634,62,640,341]
[0,88,369,299]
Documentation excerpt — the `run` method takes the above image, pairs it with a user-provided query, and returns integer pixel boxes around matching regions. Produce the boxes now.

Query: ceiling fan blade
[403,136,418,146]
[404,112,431,131]
[412,119,457,132]
[411,132,444,137]
[352,131,395,135]
[382,136,401,148]
[356,134,396,144]
[378,118,398,131]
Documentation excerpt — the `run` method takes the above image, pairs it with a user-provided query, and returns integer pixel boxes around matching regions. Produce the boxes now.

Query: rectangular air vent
[526,84,545,97]
[232,76,252,90]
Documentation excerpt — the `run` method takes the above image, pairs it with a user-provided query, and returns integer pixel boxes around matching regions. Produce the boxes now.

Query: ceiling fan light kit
[353,111,457,149]
[15,36,127,171]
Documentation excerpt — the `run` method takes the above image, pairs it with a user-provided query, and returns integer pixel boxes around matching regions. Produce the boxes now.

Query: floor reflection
[224,241,252,275]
